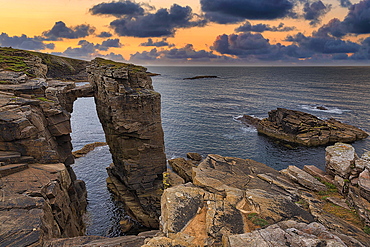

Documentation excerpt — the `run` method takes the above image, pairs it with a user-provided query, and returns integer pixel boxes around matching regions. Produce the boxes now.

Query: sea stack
[87,58,166,228]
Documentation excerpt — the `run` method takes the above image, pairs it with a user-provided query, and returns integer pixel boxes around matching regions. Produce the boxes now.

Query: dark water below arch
[70,66,370,236]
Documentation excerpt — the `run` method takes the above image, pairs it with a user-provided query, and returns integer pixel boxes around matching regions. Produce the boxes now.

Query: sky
[1,0,370,65]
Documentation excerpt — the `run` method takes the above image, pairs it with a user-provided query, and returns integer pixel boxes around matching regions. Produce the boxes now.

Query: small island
[239,108,368,146]
[183,75,219,80]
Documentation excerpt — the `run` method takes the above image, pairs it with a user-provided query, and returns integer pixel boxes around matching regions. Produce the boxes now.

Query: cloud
[0,33,54,51]
[42,21,95,40]
[110,4,205,37]
[342,0,370,34]
[303,1,331,26]
[339,0,352,7]
[286,32,360,53]
[211,32,271,56]
[97,52,126,61]
[97,31,113,38]
[89,0,146,17]
[130,44,220,63]
[52,39,124,60]
[313,18,348,38]
[99,38,122,50]
[140,38,174,47]
[200,0,295,24]
[235,21,296,32]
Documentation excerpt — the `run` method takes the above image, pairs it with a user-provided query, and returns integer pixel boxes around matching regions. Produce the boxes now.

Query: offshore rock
[87,58,166,228]
[242,108,368,146]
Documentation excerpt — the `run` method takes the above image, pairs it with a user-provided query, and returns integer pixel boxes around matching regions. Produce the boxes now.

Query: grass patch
[247,213,269,227]
[364,226,370,235]
[323,202,362,227]
[35,97,54,102]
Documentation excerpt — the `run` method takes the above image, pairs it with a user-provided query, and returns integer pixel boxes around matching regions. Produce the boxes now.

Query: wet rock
[325,143,356,179]
[88,58,166,228]
[243,108,368,147]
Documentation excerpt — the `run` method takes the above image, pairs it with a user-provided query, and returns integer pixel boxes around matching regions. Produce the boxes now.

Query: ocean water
[70,66,370,236]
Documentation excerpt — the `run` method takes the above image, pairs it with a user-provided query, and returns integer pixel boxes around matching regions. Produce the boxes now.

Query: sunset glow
[1,0,369,65]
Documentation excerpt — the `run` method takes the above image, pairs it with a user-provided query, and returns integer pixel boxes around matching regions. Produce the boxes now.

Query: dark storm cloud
[313,0,370,39]
[211,32,271,56]
[303,0,331,26]
[140,38,174,47]
[200,0,295,24]
[204,12,245,24]
[98,52,125,61]
[95,38,122,51]
[130,44,219,62]
[342,0,370,34]
[110,4,205,37]
[235,21,296,32]
[0,33,54,51]
[286,32,360,53]
[340,0,352,7]
[97,31,113,38]
[43,21,95,40]
[314,18,348,38]
[89,0,145,17]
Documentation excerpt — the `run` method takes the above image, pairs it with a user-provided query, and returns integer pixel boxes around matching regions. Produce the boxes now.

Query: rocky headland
[1,47,370,246]
[0,48,92,246]
[239,108,368,146]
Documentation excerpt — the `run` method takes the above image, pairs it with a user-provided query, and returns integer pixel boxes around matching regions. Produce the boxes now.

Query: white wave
[233,115,244,122]
[299,104,350,114]
[241,126,258,133]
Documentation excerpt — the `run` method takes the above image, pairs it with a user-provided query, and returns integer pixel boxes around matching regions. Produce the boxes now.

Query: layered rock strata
[145,146,370,247]
[87,58,166,228]
[0,50,91,245]
[240,108,368,146]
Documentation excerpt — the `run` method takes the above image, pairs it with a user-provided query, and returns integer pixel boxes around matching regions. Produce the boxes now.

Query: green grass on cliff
[0,47,88,80]
[0,47,32,75]
[94,57,146,72]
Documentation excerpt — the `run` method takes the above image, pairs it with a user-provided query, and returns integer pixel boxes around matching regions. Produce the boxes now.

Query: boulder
[186,152,202,162]
[168,158,195,183]
[325,143,356,178]
[243,108,368,146]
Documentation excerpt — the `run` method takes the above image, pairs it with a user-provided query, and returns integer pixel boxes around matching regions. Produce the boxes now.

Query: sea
[70,66,370,237]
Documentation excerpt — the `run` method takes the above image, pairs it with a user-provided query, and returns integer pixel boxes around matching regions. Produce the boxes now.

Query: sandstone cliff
[87,58,166,229]
[0,48,91,245]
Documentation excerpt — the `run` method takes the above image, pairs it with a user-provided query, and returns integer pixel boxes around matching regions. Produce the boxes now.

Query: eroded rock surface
[87,58,166,228]
[0,163,87,246]
[241,108,368,146]
[157,147,370,246]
